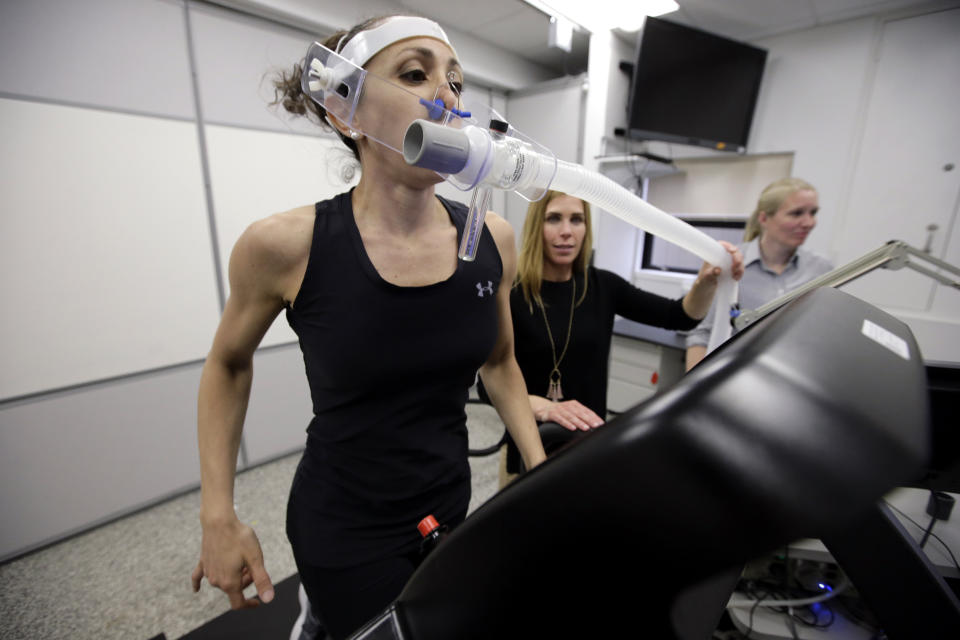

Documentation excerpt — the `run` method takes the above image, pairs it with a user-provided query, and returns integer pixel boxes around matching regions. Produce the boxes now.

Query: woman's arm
[478,213,547,470]
[681,241,744,320]
[191,210,311,609]
[685,345,707,371]
[607,243,741,332]
[681,242,743,370]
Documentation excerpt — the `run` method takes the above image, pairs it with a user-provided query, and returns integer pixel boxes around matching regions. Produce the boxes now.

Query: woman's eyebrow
[398,46,462,71]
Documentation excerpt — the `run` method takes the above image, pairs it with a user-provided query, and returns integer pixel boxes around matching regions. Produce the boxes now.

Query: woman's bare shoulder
[237,205,314,264]
[482,210,517,278]
[228,205,315,292]
[483,211,516,250]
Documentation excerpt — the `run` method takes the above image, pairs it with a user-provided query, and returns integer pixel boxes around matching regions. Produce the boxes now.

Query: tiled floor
[0,402,506,640]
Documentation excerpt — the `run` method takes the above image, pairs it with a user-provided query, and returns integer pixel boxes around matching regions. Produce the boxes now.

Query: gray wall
[0,0,521,562]
[0,0,325,562]
[590,8,960,363]
[499,75,587,244]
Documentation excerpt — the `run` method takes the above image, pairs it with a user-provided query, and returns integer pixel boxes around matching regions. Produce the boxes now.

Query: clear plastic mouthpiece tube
[403,118,739,348]
[296,37,738,352]
[459,186,493,261]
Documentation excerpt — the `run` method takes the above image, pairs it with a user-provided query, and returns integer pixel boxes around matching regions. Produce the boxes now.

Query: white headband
[337,16,458,67]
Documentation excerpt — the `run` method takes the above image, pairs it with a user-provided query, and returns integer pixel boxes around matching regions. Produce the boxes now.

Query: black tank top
[285,190,502,567]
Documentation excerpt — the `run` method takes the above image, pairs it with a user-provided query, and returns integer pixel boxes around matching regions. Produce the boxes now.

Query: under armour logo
[476,281,494,297]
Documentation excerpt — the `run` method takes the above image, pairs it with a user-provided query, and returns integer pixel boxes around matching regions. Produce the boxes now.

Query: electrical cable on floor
[733,556,850,639]
[785,606,799,640]
[727,579,849,609]
[739,586,838,638]
[742,586,770,639]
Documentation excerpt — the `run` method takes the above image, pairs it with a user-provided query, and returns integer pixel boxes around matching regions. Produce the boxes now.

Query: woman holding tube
[482,190,742,475]
[189,15,545,640]
[685,177,834,370]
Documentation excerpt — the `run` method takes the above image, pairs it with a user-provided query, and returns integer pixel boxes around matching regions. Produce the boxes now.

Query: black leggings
[292,546,422,640]
[286,455,468,638]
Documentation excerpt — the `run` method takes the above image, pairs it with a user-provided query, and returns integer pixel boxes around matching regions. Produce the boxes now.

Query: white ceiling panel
[471,5,551,55]
[670,0,817,40]
[399,0,525,29]
[309,0,953,80]
[810,0,931,23]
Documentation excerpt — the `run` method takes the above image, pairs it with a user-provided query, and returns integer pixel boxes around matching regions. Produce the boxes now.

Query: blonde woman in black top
[501,191,742,457]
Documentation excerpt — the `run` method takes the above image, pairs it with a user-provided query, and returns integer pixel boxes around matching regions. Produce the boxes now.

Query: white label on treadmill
[861,319,909,360]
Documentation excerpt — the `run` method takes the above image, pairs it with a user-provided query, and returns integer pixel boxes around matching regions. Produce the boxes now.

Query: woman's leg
[295,550,421,640]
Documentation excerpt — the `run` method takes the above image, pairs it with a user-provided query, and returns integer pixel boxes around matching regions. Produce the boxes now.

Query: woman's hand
[533,397,605,431]
[191,517,274,610]
[683,241,745,320]
[698,241,745,284]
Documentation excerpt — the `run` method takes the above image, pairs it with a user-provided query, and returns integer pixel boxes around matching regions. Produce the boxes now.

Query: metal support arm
[734,240,960,331]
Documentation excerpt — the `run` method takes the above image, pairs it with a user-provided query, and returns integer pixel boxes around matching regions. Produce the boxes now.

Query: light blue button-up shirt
[685,238,834,348]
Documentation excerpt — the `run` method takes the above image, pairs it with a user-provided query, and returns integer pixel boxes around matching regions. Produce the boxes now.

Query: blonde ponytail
[744,177,816,241]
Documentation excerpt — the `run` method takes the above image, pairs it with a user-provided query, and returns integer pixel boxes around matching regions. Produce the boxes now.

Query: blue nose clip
[419,97,471,120]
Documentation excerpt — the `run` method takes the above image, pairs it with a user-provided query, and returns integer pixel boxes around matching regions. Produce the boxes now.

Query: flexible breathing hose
[403,119,738,351]
[548,160,737,352]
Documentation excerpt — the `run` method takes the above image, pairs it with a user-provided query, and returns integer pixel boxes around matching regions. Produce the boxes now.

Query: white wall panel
[189,2,319,134]
[0,365,204,562]
[204,124,358,346]
[648,154,793,217]
[930,203,960,321]
[0,0,195,118]
[241,345,313,464]
[0,98,221,400]
[832,8,960,313]
[888,311,960,365]
[503,78,585,236]
[507,81,583,164]
[749,17,878,261]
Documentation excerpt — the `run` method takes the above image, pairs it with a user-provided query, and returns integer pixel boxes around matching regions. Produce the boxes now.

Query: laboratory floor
[0,402,506,640]
[5,397,957,640]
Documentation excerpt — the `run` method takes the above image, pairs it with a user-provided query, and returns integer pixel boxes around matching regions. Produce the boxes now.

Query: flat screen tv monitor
[627,17,768,153]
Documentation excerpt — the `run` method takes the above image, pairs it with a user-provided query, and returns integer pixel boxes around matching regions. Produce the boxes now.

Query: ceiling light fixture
[548,15,574,52]
[523,0,678,33]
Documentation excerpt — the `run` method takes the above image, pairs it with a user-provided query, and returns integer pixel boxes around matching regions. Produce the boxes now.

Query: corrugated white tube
[708,277,737,352]
[550,160,737,350]
[401,119,738,352]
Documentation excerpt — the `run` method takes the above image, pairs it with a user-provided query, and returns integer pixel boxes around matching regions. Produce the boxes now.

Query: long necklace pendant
[547,371,563,402]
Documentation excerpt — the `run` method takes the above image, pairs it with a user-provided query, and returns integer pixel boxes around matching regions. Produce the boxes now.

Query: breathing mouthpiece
[400,119,736,348]
[403,120,472,175]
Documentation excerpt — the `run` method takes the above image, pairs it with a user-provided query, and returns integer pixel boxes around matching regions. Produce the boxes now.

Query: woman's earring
[349,130,360,140]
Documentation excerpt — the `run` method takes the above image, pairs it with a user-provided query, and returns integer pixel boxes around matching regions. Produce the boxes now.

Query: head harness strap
[337,16,458,67]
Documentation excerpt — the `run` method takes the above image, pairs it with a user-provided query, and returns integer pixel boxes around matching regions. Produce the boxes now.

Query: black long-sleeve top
[502,267,698,417]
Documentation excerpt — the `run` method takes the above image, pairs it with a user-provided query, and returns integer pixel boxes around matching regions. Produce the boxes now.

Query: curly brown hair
[271,14,402,161]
